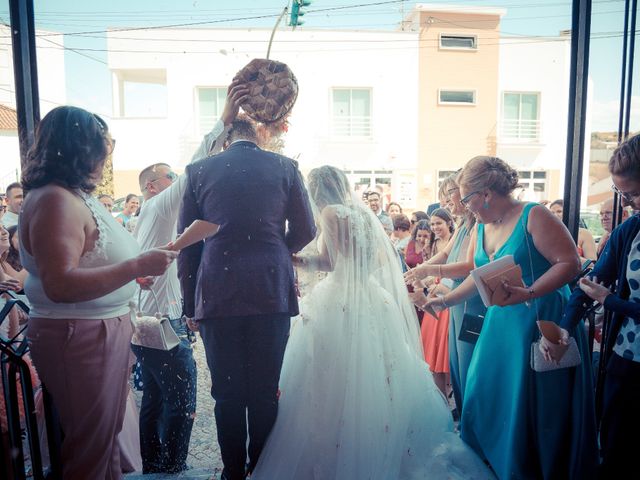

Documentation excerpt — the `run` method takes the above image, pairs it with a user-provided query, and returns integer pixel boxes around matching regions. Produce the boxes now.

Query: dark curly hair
[21,106,111,194]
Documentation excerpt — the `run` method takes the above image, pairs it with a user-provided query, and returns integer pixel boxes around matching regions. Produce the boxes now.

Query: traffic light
[289,0,312,27]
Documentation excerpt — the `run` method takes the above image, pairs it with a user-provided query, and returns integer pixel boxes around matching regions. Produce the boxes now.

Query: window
[516,170,547,201]
[440,34,477,50]
[332,88,372,137]
[197,87,226,136]
[437,170,458,190]
[344,169,392,201]
[438,90,476,105]
[501,92,540,141]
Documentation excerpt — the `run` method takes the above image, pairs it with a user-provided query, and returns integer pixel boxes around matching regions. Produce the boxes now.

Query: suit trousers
[199,314,289,480]
[27,315,133,480]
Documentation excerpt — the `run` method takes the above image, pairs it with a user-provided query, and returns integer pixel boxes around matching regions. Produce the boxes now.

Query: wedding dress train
[252,171,493,480]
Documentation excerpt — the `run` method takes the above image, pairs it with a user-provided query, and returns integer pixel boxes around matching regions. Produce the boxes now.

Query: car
[580,210,604,244]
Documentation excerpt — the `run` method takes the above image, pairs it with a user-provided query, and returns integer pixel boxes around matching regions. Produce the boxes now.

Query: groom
[177,116,316,480]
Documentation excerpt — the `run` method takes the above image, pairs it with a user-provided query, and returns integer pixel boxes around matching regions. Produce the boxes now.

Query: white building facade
[106,28,420,206]
[496,34,592,204]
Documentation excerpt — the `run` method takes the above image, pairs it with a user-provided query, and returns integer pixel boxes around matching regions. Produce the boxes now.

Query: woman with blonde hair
[405,173,485,416]
[422,156,597,479]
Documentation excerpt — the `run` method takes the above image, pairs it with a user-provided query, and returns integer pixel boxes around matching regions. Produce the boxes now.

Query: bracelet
[441,296,448,308]
[437,264,443,278]
[528,288,535,297]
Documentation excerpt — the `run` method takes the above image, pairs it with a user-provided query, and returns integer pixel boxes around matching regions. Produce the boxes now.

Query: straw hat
[234,58,298,124]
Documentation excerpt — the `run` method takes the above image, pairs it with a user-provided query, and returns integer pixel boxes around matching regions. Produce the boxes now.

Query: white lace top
[21,191,141,319]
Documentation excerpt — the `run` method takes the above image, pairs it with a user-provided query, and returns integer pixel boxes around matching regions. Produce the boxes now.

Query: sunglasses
[460,190,482,206]
[152,171,178,183]
[612,184,640,203]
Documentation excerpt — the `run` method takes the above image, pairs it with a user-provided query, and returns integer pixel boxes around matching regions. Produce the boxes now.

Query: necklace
[491,202,519,225]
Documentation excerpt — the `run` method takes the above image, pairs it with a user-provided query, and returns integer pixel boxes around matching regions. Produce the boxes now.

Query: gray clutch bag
[530,336,581,372]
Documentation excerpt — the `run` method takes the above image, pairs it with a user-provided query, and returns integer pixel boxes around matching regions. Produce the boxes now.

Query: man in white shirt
[131,82,248,474]
[2,182,23,228]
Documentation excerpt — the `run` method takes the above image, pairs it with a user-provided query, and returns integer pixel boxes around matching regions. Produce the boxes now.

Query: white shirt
[1,210,19,228]
[134,119,226,318]
[21,193,140,319]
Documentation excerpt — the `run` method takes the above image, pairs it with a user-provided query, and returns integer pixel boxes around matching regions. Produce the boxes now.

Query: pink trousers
[28,314,133,480]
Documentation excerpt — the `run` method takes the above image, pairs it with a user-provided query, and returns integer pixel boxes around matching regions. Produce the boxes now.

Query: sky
[1,0,638,131]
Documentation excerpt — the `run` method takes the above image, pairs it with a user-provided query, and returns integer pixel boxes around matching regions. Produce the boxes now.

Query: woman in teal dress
[424,157,597,479]
[406,173,486,416]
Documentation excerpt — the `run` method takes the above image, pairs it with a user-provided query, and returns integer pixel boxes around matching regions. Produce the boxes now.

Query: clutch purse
[130,289,180,351]
[530,337,581,372]
[483,264,524,306]
[530,320,582,372]
[458,313,484,344]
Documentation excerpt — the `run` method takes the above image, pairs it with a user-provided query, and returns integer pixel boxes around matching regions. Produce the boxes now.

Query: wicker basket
[234,58,298,124]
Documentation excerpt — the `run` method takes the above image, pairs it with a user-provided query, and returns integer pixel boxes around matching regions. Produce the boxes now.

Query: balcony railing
[499,119,541,143]
[331,116,372,138]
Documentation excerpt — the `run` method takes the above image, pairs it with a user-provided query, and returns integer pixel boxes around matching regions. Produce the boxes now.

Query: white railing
[499,119,541,142]
[331,116,372,137]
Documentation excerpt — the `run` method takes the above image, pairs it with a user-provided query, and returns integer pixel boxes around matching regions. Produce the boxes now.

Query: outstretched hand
[221,80,250,126]
[578,275,611,305]
[404,264,432,285]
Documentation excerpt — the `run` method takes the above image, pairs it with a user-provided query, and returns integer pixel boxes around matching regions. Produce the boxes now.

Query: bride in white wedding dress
[252,166,493,479]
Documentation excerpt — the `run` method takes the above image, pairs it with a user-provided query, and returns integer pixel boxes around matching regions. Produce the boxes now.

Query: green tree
[95,154,114,197]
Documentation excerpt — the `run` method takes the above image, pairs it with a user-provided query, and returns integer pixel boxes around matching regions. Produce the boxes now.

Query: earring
[483,201,490,209]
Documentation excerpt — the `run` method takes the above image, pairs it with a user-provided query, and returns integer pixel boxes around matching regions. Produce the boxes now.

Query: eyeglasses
[446,187,459,196]
[460,190,481,206]
[612,184,640,203]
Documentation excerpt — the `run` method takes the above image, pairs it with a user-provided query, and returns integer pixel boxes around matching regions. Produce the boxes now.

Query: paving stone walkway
[128,339,224,478]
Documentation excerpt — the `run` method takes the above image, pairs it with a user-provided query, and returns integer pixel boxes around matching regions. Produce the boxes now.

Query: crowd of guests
[358,148,637,479]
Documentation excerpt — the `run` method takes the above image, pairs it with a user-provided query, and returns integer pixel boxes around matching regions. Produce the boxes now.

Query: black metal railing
[0,291,62,480]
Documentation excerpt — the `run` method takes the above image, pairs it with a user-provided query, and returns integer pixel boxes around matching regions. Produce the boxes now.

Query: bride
[251,166,493,479]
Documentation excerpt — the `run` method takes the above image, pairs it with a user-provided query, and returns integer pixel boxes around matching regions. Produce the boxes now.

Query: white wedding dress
[252,170,493,479]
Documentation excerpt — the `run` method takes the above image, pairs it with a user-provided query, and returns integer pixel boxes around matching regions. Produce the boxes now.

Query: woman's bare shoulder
[23,185,84,212]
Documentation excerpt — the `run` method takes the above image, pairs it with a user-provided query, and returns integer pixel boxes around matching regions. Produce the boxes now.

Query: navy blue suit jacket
[177,141,316,319]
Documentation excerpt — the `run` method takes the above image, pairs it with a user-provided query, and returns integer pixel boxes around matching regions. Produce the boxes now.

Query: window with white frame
[501,92,540,141]
[516,170,547,200]
[439,89,476,105]
[331,88,372,137]
[440,34,477,50]
[197,87,227,136]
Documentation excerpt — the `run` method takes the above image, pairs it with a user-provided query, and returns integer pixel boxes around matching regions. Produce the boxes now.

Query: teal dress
[447,222,486,415]
[460,203,597,480]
